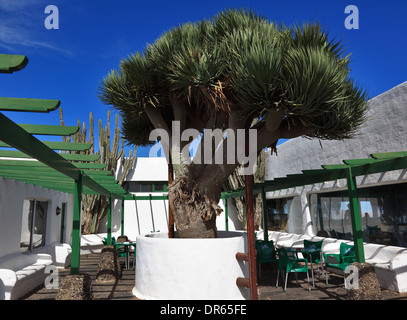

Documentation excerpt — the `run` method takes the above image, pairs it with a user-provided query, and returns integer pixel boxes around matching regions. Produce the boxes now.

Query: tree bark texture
[168,176,223,238]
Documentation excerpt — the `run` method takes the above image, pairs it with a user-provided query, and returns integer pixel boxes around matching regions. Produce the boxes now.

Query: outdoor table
[283,247,320,287]
[119,241,136,269]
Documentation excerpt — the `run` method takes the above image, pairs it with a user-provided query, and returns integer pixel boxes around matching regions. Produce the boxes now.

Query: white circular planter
[132,231,250,300]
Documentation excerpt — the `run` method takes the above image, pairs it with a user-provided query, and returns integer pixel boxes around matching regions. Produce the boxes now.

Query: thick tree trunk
[168,176,223,238]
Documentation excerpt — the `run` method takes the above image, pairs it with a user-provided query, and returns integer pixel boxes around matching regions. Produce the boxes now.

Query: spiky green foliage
[99,8,368,149]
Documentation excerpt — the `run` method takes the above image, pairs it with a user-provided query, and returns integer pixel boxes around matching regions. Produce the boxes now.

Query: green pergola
[0,54,128,274]
[221,151,407,263]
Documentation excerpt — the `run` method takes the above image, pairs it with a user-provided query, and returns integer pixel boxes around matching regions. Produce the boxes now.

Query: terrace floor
[23,253,407,301]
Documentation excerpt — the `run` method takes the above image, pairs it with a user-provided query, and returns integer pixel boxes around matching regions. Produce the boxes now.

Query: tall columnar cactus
[59,107,136,234]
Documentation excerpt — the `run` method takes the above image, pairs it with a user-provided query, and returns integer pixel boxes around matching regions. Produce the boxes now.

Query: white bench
[260,230,407,293]
[80,232,122,254]
[42,243,72,268]
[0,252,53,300]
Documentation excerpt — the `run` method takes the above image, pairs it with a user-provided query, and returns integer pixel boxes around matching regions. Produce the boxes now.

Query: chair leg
[326,269,329,285]
[307,271,311,292]
[276,269,280,288]
[284,273,288,292]
[311,262,315,287]
[320,261,325,279]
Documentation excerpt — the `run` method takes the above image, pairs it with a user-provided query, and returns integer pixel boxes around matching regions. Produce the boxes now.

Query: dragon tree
[99,9,368,238]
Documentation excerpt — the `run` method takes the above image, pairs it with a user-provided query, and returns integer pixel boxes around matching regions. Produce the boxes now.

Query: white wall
[0,177,73,259]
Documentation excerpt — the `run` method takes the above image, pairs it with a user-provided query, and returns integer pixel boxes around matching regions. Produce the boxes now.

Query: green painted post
[121,199,125,236]
[261,187,269,241]
[71,172,83,275]
[224,198,229,231]
[346,166,365,263]
[107,194,112,245]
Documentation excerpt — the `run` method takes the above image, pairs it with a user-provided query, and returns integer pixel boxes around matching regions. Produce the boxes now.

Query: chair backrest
[256,240,276,260]
[103,237,116,245]
[117,235,128,243]
[304,239,323,250]
[340,243,355,258]
[277,248,290,270]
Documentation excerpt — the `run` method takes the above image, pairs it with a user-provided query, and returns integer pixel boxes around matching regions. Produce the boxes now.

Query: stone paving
[23,253,407,301]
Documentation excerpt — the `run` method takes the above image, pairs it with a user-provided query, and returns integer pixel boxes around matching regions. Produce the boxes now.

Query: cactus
[59,107,136,234]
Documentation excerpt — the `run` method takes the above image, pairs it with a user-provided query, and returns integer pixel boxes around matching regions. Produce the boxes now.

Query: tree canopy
[98,8,369,238]
[99,8,368,190]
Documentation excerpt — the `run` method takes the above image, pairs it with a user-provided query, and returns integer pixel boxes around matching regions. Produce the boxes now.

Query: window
[20,200,48,252]
[127,182,141,193]
[310,183,407,247]
[141,184,152,193]
[124,181,168,193]
[266,197,293,232]
[154,183,165,192]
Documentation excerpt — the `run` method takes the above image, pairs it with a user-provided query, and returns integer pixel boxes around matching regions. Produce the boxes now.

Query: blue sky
[1,0,406,157]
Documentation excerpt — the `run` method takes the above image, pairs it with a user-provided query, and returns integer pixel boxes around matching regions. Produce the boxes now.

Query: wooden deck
[22,253,407,301]
[23,253,137,300]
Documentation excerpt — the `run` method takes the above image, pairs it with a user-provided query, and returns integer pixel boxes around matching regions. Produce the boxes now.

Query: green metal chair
[276,247,311,292]
[324,242,356,287]
[102,236,116,245]
[303,239,324,285]
[255,240,278,279]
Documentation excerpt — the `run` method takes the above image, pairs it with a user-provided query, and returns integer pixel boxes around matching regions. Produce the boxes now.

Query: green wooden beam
[0,140,92,151]
[0,97,60,112]
[0,159,106,170]
[0,164,110,177]
[0,113,80,180]
[0,54,28,73]
[133,195,168,200]
[343,158,379,166]
[371,151,407,159]
[322,164,349,170]
[18,124,79,136]
[345,166,365,263]
[59,153,100,162]
[0,150,100,161]
[350,156,407,177]
[71,173,83,275]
